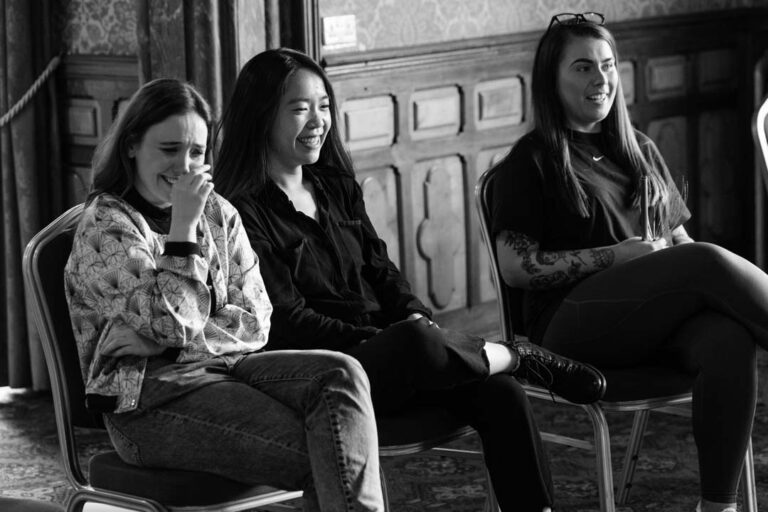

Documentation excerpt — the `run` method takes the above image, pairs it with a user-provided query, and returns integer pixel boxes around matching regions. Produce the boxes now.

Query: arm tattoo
[501,230,613,290]
[502,231,534,255]
[504,231,541,276]
[530,271,570,289]
[590,248,614,269]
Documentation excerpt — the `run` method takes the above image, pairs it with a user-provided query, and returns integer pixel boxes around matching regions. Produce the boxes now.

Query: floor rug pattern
[2,387,767,511]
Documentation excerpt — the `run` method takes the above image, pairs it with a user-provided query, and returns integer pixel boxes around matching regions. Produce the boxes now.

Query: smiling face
[557,35,618,133]
[129,112,208,207]
[267,68,331,176]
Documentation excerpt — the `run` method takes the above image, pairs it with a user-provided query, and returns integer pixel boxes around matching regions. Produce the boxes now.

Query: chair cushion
[601,365,694,402]
[89,451,287,506]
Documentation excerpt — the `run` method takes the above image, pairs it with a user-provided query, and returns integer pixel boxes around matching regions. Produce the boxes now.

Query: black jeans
[543,242,763,503]
[347,317,553,511]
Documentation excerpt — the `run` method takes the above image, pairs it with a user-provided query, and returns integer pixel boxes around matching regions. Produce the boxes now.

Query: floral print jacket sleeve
[64,192,272,413]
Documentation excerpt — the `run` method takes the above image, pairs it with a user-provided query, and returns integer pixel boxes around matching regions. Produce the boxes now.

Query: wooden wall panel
[341,95,396,151]
[410,86,462,140]
[698,109,741,244]
[357,166,401,268]
[411,156,466,313]
[62,55,139,206]
[647,116,689,177]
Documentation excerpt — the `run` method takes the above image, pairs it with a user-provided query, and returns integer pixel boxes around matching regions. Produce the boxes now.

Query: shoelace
[521,357,557,403]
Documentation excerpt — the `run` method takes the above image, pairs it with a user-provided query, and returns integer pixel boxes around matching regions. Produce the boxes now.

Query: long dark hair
[214,48,353,201]
[532,21,668,217]
[88,78,212,203]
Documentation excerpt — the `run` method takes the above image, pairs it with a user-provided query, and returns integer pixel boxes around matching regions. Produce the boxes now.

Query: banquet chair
[753,93,768,207]
[23,203,499,512]
[475,166,757,512]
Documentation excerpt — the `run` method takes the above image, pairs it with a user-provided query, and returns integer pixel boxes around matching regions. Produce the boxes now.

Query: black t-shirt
[490,129,690,341]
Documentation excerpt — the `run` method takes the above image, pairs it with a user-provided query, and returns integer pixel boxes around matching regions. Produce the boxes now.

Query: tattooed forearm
[497,230,617,290]
[503,231,534,254]
[590,248,614,269]
[521,252,539,275]
[530,271,570,289]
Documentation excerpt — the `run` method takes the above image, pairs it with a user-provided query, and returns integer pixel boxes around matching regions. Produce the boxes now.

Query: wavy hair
[213,48,353,201]
[532,20,668,217]
[88,78,212,203]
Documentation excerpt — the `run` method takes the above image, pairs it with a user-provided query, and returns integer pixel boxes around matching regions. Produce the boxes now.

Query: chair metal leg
[616,409,651,505]
[379,465,391,512]
[68,491,165,512]
[583,403,616,512]
[742,437,757,512]
[483,467,500,512]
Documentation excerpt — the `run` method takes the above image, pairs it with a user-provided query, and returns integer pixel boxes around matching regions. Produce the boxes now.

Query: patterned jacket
[64,192,272,413]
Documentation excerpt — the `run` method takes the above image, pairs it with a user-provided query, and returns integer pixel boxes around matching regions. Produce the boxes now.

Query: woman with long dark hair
[214,47,608,512]
[491,13,766,512]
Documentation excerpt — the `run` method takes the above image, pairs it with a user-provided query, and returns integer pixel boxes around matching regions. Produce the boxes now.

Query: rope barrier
[0,53,62,128]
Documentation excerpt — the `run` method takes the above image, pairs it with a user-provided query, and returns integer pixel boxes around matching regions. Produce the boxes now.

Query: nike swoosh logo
[592,155,604,162]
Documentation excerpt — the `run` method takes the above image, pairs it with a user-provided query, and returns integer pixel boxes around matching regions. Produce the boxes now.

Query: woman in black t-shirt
[491,14,767,512]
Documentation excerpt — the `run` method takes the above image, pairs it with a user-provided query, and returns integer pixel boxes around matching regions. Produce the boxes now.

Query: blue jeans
[543,242,763,503]
[104,350,384,512]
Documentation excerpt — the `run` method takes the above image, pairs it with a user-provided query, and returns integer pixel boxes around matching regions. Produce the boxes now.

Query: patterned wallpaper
[61,0,768,56]
[320,0,765,53]
[61,0,137,55]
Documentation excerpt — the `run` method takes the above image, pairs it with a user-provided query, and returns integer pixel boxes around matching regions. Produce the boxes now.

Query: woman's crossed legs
[543,242,761,505]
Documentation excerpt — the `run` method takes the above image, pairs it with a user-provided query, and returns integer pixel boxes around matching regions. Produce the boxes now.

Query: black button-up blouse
[232,165,432,351]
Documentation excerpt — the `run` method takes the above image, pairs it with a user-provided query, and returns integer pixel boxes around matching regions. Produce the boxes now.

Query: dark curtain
[0,0,64,389]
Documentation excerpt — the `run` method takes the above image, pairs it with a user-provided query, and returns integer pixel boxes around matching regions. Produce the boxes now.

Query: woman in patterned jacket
[64,78,384,512]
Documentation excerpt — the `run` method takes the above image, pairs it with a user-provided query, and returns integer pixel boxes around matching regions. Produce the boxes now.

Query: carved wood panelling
[646,55,688,100]
[619,60,636,105]
[340,95,396,151]
[63,54,139,207]
[647,116,689,178]
[412,156,466,312]
[357,166,401,267]
[698,109,741,242]
[66,98,101,146]
[697,49,738,93]
[475,77,525,130]
[410,86,462,140]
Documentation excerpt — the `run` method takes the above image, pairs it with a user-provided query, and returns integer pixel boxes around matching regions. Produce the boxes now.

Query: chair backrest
[22,203,95,488]
[475,165,526,341]
[753,94,768,197]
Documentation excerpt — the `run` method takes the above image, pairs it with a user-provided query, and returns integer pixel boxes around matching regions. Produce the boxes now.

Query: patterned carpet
[1,386,767,512]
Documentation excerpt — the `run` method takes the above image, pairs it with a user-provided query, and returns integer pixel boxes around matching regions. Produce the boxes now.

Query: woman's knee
[680,242,740,276]
[391,318,447,358]
[312,350,372,396]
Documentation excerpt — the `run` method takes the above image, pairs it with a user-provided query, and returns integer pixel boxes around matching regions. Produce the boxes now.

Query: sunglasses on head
[546,12,605,34]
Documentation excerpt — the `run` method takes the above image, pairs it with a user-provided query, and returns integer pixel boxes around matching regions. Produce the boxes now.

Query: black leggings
[347,317,553,512]
[543,242,762,503]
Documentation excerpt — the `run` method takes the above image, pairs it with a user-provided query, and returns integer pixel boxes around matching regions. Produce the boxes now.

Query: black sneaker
[511,341,606,404]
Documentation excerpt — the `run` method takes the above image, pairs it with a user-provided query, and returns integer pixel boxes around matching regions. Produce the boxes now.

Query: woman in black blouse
[214,48,606,512]
[490,14,768,512]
